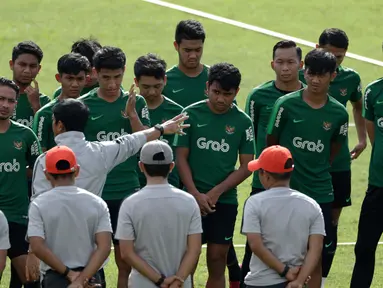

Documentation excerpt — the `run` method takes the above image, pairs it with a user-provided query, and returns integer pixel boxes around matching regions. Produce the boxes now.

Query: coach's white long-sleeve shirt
[31,131,147,200]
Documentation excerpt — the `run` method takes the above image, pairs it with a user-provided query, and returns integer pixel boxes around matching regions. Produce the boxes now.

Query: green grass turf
[0,0,382,287]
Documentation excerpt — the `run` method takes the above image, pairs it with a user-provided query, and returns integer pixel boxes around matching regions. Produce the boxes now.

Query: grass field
[1,0,383,287]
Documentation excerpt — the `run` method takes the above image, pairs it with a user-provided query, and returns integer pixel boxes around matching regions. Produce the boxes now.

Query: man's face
[174,39,204,69]
[304,70,336,95]
[272,47,302,83]
[10,53,41,86]
[96,68,124,97]
[319,44,346,68]
[206,81,238,113]
[57,72,87,98]
[135,75,165,103]
[0,86,17,120]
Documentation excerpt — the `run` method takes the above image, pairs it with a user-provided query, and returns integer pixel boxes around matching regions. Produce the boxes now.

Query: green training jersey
[162,65,209,108]
[137,96,183,188]
[12,93,50,128]
[33,99,58,151]
[79,89,151,200]
[174,100,255,205]
[299,66,362,172]
[0,121,41,225]
[267,90,349,203]
[52,83,100,99]
[245,80,305,189]
[362,78,383,188]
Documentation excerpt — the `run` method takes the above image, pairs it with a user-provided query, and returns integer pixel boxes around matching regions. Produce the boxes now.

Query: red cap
[248,145,294,173]
[45,146,78,174]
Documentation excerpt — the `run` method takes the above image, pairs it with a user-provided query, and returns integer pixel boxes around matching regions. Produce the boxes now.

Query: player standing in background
[53,38,102,98]
[9,41,50,128]
[175,62,255,288]
[350,78,383,288]
[0,210,10,283]
[267,49,349,288]
[134,53,183,187]
[240,40,304,287]
[0,77,41,288]
[33,53,91,152]
[80,46,151,288]
[162,20,209,108]
[299,29,367,287]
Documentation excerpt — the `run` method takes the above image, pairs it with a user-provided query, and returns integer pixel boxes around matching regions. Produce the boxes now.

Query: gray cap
[140,140,173,165]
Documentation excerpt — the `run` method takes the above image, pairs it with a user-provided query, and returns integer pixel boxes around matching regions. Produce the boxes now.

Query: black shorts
[105,199,124,245]
[8,222,29,260]
[331,170,351,208]
[319,203,336,254]
[202,202,238,245]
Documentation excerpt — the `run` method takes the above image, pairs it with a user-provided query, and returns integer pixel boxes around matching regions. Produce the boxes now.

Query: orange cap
[45,146,78,174]
[248,145,294,173]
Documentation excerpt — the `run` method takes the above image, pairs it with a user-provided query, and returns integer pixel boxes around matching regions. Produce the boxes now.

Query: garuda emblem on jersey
[340,88,348,96]
[14,141,23,150]
[323,122,332,131]
[225,125,235,135]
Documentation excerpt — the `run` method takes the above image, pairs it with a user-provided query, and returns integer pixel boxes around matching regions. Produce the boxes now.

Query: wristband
[279,265,290,278]
[62,266,70,277]
[155,274,166,287]
[154,124,164,136]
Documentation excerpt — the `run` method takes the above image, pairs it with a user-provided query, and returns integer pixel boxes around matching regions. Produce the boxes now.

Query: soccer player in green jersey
[175,63,255,288]
[267,49,349,288]
[162,19,209,108]
[134,53,183,187]
[79,46,150,288]
[298,29,366,286]
[33,53,91,152]
[9,41,50,128]
[350,78,383,287]
[240,40,304,287]
[0,77,41,288]
[53,38,102,99]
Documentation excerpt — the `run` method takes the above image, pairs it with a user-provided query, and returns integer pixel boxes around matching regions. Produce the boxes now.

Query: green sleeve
[26,129,42,168]
[52,87,62,99]
[333,112,350,143]
[32,109,51,149]
[245,90,260,134]
[39,95,51,106]
[135,96,151,127]
[239,118,256,155]
[362,86,375,121]
[266,97,288,138]
[350,73,362,102]
[173,109,191,148]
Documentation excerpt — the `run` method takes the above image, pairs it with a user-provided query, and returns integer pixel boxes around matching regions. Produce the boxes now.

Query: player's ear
[92,67,98,78]
[55,73,61,83]
[74,165,80,178]
[173,41,178,51]
[134,77,139,87]
[316,43,319,48]
[169,162,175,174]
[163,75,167,86]
[9,60,14,70]
[330,71,337,81]
[299,60,304,69]
[235,87,240,96]
[270,61,275,71]
[37,65,42,73]
[205,81,209,91]
[138,161,145,173]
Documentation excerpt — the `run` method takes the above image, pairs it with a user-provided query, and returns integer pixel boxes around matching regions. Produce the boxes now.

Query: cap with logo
[248,145,294,173]
[45,146,78,174]
[140,140,173,165]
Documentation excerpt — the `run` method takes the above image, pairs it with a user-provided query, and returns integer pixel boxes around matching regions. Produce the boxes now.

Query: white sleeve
[96,200,113,234]
[310,204,326,236]
[0,211,10,250]
[31,154,52,201]
[115,199,135,241]
[241,197,262,234]
[188,199,203,235]
[27,202,45,239]
[100,132,147,173]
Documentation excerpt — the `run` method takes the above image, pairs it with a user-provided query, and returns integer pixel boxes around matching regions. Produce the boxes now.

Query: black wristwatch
[279,265,290,278]
[62,266,70,277]
[155,274,166,287]
[154,124,164,136]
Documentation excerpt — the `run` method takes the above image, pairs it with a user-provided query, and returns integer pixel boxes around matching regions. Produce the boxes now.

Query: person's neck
[13,79,29,93]
[178,62,204,77]
[302,88,328,109]
[206,100,230,115]
[97,88,120,103]
[146,95,164,110]
[146,177,168,185]
[267,181,290,190]
[0,119,11,133]
[275,78,301,92]
[52,179,75,187]
[57,92,79,101]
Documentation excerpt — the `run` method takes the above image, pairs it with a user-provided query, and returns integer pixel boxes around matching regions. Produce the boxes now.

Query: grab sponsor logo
[292,137,324,153]
[97,129,128,141]
[196,137,230,153]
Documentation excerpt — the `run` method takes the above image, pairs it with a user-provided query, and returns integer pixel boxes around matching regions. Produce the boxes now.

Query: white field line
[143,0,383,67]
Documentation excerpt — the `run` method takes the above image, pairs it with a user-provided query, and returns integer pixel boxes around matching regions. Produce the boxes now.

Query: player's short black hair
[304,49,337,75]
[143,164,172,178]
[57,53,91,76]
[208,62,241,91]
[175,20,206,44]
[0,77,19,98]
[272,40,302,60]
[134,53,167,81]
[12,41,43,63]
[49,160,76,180]
[93,46,126,71]
[319,28,349,50]
[53,99,89,132]
[71,38,102,67]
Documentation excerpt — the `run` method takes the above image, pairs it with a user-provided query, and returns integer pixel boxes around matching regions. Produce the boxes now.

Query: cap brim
[248,160,261,172]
